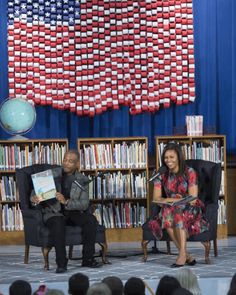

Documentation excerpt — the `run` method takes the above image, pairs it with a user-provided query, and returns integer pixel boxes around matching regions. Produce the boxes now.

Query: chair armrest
[204,203,218,239]
[205,203,218,237]
[205,203,218,219]
[21,209,44,224]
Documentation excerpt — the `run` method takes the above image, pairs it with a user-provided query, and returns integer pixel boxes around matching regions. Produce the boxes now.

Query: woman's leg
[173,227,187,265]
[166,227,180,250]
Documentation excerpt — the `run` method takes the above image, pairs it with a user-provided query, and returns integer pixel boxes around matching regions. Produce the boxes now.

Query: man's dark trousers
[45,212,97,266]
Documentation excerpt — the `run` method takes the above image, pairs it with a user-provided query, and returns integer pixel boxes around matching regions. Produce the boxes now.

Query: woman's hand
[153,197,178,204]
[190,199,197,205]
[175,194,182,199]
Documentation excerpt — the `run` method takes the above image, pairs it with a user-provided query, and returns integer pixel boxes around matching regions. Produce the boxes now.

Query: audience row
[6,269,236,295]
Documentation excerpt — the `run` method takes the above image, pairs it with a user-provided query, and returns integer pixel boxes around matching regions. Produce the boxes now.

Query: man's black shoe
[56,266,67,273]
[81,259,102,268]
[55,257,68,273]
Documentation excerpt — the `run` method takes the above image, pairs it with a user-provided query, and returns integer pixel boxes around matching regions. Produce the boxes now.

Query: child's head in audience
[9,280,32,295]
[124,277,145,295]
[155,275,181,295]
[87,282,111,295]
[68,272,89,295]
[102,276,123,295]
[175,268,201,295]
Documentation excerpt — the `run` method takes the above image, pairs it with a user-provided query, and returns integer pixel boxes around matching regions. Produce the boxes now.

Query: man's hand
[56,192,67,205]
[31,195,43,205]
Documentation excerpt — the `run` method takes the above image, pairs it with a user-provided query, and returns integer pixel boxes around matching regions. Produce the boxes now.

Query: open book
[153,195,197,207]
[31,169,56,202]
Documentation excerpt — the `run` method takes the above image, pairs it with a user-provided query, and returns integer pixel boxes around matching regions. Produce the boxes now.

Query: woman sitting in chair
[149,142,209,267]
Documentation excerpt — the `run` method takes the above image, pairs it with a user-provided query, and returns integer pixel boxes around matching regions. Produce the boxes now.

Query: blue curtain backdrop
[0,0,235,154]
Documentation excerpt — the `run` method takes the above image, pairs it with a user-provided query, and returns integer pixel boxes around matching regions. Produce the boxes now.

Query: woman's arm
[152,185,177,204]
[188,184,198,197]
[187,167,198,204]
[187,184,198,205]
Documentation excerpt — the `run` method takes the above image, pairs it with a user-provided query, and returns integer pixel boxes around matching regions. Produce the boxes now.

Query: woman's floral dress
[149,166,209,240]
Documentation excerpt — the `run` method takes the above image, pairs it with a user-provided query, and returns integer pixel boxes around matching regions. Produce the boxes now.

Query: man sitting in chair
[31,149,102,273]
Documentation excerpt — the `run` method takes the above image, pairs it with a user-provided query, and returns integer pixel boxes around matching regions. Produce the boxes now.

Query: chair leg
[141,240,150,262]
[99,242,110,264]
[151,240,159,253]
[201,241,211,264]
[24,245,30,264]
[68,245,73,260]
[213,239,218,257]
[166,241,171,254]
[41,247,52,270]
[68,245,82,260]
[68,244,110,263]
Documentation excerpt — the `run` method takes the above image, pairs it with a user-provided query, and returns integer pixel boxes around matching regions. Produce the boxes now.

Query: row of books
[80,141,147,170]
[1,204,23,231]
[0,144,67,169]
[33,144,67,165]
[0,176,17,201]
[0,199,227,231]
[157,140,224,166]
[87,171,147,200]
[186,115,203,136]
[80,143,113,170]
[218,199,227,225]
[113,142,147,169]
[0,171,225,204]
[93,203,147,229]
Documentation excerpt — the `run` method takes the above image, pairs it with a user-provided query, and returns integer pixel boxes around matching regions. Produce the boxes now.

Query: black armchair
[142,159,222,264]
[16,164,108,270]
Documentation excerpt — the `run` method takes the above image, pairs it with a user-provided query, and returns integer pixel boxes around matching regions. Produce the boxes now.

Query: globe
[0,98,36,135]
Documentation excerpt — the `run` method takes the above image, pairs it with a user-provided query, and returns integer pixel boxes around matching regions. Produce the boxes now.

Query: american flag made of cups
[8,0,195,116]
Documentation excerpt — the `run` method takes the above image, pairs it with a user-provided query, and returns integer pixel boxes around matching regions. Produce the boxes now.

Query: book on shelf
[31,169,56,202]
[218,199,227,224]
[153,195,197,207]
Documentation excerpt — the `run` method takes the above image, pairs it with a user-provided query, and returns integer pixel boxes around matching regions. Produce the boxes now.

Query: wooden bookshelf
[0,138,68,245]
[78,137,149,242]
[155,135,227,239]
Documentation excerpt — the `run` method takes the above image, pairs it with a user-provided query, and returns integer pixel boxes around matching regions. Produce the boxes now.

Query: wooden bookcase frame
[77,137,149,242]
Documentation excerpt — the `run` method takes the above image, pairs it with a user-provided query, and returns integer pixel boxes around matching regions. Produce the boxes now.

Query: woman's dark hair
[155,275,181,295]
[161,142,186,175]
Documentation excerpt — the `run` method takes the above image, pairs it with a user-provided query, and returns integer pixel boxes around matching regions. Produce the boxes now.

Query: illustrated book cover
[31,169,56,202]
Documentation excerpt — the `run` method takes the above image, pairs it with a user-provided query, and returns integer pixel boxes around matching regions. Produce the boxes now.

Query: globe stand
[8,135,29,141]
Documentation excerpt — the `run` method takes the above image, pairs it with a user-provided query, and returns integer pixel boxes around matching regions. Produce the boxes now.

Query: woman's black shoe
[186,259,197,266]
[171,263,184,268]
